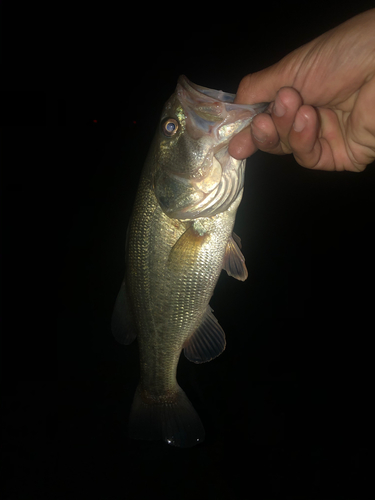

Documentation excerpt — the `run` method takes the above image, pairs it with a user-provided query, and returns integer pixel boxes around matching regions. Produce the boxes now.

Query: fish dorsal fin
[223,233,248,281]
[183,307,226,363]
[111,278,137,345]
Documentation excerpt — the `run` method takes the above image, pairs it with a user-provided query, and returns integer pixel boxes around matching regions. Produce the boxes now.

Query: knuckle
[236,74,256,103]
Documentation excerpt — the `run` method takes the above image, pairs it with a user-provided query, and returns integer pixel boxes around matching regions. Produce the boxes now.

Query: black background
[2,2,375,498]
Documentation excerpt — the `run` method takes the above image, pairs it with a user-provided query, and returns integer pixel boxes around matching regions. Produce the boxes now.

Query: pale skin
[228,9,375,172]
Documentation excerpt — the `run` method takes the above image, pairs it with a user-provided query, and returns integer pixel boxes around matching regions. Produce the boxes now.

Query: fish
[112,75,268,447]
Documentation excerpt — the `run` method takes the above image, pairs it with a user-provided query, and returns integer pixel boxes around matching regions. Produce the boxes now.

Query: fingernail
[293,112,307,132]
[273,99,286,117]
[251,123,267,143]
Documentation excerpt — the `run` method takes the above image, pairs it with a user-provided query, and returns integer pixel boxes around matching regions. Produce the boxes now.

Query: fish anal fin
[223,234,248,281]
[183,307,226,363]
[111,278,137,345]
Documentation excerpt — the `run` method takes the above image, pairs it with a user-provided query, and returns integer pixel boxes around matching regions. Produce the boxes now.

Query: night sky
[3,2,375,498]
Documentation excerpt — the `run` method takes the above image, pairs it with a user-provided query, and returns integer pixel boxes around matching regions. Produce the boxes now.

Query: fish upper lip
[177,74,269,113]
[177,75,237,104]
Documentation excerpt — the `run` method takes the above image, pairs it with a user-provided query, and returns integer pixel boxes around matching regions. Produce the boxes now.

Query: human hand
[229,9,375,172]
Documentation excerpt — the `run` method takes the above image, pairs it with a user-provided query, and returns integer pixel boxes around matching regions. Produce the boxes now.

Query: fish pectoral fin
[111,278,137,345]
[168,222,210,271]
[223,234,248,281]
[183,307,226,364]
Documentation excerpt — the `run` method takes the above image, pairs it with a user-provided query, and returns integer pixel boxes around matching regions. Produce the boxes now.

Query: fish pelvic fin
[223,233,248,281]
[111,279,137,345]
[183,306,226,363]
[128,385,205,448]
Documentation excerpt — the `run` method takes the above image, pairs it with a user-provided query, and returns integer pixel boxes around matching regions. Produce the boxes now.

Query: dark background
[2,2,375,499]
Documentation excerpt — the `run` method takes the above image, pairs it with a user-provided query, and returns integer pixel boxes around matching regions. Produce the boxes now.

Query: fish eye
[162,118,179,137]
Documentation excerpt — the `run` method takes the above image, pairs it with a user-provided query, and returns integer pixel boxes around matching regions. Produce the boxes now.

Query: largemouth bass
[112,76,267,447]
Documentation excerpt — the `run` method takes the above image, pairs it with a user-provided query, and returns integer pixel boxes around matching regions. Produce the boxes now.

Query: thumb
[234,63,293,105]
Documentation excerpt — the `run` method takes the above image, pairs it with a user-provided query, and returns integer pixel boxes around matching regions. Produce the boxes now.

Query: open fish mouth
[176,75,268,144]
[154,76,268,220]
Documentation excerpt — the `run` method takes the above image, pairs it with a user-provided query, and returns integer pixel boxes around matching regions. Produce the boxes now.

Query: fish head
[152,75,268,220]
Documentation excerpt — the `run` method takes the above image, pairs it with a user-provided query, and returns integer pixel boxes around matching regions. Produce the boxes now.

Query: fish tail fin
[128,384,205,447]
